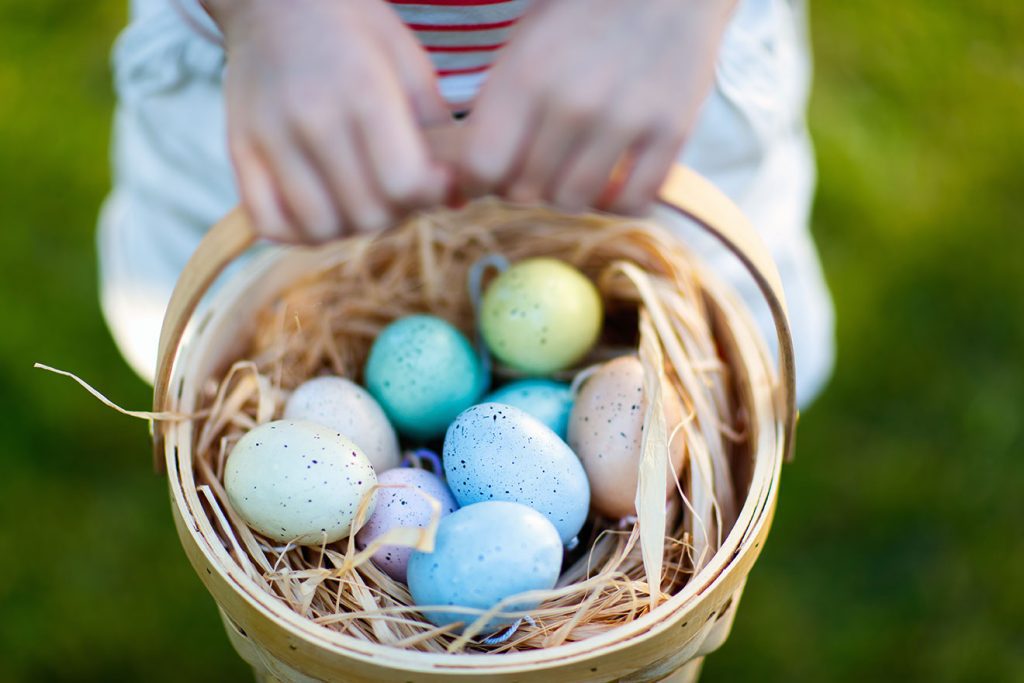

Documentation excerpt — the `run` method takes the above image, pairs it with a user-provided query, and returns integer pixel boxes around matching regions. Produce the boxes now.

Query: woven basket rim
[162,224,785,670]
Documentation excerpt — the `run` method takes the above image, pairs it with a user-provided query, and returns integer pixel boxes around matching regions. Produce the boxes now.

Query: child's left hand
[457,0,735,215]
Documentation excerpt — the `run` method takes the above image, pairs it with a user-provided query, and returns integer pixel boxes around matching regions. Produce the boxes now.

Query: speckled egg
[480,258,603,374]
[364,315,487,440]
[407,501,562,631]
[483,379,574,440]
[567,356,686,519]
[443,403,590,544]
[224,419,377,544]
[283,376,401,472]
[354,468,458,582]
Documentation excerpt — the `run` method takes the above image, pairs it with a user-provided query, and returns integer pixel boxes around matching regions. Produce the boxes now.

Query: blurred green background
[1,1,1021,681]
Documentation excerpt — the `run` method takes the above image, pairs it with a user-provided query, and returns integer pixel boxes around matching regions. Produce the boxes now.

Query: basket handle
[152,166,797,466]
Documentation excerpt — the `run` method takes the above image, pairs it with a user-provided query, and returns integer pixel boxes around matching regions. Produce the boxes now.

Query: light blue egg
[484,379,574,440]
[443,403,590,544]
[407,501,562,631]
[365,315,487,440]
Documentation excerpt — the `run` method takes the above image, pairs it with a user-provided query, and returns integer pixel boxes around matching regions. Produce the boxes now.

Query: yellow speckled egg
[567,356,686,519]
[480,258,602,374]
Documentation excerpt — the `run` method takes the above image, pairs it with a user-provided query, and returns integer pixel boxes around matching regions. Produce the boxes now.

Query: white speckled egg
[407,501,562,631]
[354,468,458,582]
[284,376,401,472]
[224,419,377,544]
[567,356,686,519]
[483,379,574,440]
[364,315,487,440]
[443,403,590,544]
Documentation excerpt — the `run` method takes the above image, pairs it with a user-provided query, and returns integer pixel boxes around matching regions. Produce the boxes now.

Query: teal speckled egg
[480,258,603,374]
[483,379,574,440]
[364,315,486,440]
[407,501,563,631]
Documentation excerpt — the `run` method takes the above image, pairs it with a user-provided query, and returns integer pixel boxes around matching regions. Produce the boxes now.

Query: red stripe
[389,0,515,5]
[425,42,505,52]
[436,64,492,76]
[406,18,518,31]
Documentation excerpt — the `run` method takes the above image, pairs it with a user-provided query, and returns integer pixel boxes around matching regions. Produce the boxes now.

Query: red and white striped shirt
[387,0,529,105]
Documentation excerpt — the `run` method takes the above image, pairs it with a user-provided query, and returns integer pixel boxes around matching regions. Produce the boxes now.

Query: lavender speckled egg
[483,379,574,440]
[407,501,562,631]
[224,419,377,544]
[284,376,401,472]
[365,315,487,440]
[443,403,590,544]
[354,468,458,582]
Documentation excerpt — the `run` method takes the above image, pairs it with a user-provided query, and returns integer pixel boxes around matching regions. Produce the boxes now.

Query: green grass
[1,1,1021,681]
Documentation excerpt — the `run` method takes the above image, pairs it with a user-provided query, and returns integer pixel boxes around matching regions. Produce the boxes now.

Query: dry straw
[182,201,755,655]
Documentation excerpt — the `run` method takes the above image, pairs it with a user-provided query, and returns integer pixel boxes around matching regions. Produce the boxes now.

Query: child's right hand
[204,0,451,243]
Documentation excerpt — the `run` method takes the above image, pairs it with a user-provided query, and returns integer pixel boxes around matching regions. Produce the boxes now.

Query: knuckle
[463,150,507,191]
[560,170,605,205]
[552,185,588,212]
[352,207,394,235]
[380,167,430,206]
[601,105,645,139]
[556,88,602,127]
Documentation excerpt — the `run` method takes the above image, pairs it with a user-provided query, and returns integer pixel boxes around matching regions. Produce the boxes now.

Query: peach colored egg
[567,356,686,519]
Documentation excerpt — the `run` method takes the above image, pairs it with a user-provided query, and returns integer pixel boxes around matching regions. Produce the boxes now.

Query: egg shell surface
[481,258,603,374]
[483,379,574,440]
[364,315,487,440]
[567,356,686,518]
[224,420,377,544]
[284,376,401,472]
[407,501,562,631]
[443,402,590,544]
[354,468,458,582]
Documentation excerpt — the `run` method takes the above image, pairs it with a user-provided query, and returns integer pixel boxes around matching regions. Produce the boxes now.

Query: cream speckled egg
[567,356,685,519]
[284,376,401,472]
[225,419,377,544]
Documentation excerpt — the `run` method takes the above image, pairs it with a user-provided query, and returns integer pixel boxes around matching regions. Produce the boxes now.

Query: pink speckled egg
[355,468,458,582]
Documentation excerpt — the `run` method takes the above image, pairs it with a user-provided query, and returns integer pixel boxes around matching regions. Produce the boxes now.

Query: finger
[458,67,540,198]
[297,118,395,235]
[381,29,451,127]
[256,130,341,243]
[608,128,685,215]
[550,119,636,212]
[356,75,449,211]
[231,139,297,243]
[505,101,586,204]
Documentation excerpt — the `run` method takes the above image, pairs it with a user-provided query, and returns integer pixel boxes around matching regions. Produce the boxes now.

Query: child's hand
[458,0,735,215]
[206,0,451,243]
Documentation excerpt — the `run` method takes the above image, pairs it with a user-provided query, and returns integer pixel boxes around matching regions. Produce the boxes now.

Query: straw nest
[187,201,761,655]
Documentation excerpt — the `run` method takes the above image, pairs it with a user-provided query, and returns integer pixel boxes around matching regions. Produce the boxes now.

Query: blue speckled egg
[364,315,487,440]
[443,403,590,544]
[407,501,562,631]
[354,468,458,582]
[483,379,574,440]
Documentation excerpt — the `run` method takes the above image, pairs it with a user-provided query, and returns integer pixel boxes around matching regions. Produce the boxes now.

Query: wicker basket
[151,165,796,683]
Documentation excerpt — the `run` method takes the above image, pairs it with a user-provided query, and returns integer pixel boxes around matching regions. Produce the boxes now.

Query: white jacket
[99,0,834,405]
